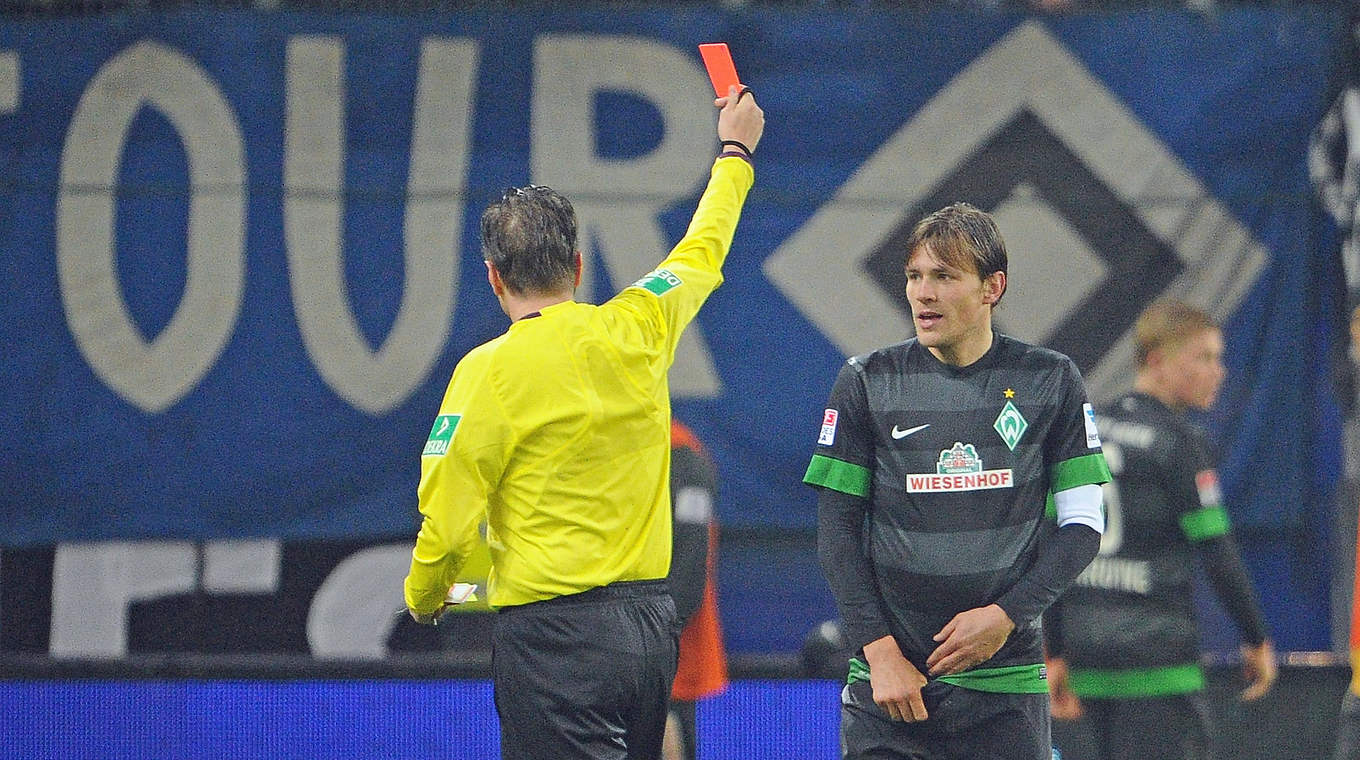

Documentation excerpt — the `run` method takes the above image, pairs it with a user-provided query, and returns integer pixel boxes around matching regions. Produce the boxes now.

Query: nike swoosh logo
[891,424,930,440]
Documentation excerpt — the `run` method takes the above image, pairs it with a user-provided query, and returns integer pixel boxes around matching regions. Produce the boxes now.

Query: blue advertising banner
[0,7,1347,651]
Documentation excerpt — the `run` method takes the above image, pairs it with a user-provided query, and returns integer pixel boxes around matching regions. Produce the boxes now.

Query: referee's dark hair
[904,202,1009,305]
[481,185,580,296]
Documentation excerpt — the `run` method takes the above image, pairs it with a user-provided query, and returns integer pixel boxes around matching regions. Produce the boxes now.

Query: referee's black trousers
[493,579,679,760]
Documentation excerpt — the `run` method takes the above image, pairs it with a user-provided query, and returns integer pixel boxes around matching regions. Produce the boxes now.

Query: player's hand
[862,635,929,722]
[1239,640,1277,701]
[715,85,764,155]
[926,604,1015,676]
[1046,657,1084,720]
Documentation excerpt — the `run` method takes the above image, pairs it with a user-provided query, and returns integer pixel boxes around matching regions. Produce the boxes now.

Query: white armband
[1054,483,1104,532]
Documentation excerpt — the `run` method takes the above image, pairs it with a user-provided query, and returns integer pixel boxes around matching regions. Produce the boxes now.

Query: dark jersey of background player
[1046,299,1275,760]
[806,202,1109,760]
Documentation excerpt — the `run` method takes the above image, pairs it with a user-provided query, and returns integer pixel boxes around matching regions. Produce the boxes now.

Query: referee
[404,86,763,760]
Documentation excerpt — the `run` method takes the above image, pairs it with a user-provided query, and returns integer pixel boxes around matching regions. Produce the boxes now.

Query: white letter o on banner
[57,41,245,413]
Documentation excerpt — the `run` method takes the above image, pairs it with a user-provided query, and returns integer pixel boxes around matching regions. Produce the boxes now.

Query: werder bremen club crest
[993,401,1028,451]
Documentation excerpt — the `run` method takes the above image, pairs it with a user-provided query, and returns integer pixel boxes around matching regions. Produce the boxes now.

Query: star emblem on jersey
[1004,388,1015,399]
[993,401,1028,451]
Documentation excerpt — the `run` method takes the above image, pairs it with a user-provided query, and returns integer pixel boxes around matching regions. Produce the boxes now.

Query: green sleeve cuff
[804,454,871,498]
[1050,452,1111,493]
[1180,505,1231,541]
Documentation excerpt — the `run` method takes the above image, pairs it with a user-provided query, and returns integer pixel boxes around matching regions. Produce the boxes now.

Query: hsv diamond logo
[764,21,1266,401]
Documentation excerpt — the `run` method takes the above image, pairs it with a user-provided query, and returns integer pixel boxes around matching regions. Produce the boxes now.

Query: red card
[698,43,742,98]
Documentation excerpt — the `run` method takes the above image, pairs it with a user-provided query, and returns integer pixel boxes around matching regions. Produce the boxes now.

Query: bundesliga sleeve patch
[818,409,839,446]
[631,268,683,296]
[1083,403,1101,449]
[1195,469,1222,507]
[423,414,461,456]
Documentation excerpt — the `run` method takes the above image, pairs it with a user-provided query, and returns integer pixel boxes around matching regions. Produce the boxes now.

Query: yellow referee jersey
[405,156,754,613]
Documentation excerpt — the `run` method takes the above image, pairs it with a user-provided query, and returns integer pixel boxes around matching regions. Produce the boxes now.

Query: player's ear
[573,251,583,289]
[983,271,1007,306]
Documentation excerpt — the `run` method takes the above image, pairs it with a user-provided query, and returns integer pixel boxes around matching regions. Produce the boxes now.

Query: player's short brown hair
[1134,299,1218,367]
[904,202,1008,305]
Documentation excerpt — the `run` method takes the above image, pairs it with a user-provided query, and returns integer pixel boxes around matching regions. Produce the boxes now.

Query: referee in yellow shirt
[404,86,764,760]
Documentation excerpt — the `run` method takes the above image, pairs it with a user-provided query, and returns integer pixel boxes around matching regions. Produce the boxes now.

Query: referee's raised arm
[609,86,764,360]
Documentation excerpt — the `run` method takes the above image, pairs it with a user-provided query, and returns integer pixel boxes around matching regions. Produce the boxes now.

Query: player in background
[1335,306,1360,760]
[662,419,729,760]
[806,202,1109,759]
[1045,299,1276,760]
[404,86,763,760]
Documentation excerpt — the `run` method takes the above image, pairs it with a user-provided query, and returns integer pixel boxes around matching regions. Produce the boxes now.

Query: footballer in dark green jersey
[807,203,1110,760]
[1045,300,1275,760]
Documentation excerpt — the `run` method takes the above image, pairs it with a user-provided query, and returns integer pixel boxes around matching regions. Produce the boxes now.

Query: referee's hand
[715,85,764,155]
[408,604,450,626]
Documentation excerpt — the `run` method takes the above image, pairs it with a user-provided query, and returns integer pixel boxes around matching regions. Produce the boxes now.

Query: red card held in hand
[698,43,742,98]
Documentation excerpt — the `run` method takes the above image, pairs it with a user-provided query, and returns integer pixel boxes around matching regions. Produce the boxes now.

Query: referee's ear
[573,251,583,290]
[485,260,506,298]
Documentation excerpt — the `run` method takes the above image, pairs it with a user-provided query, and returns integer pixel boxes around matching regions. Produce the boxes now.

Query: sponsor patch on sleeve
[1083,403,1101,449]
[630,268,683,296]
[1195,469,1222,507]
[818,409,839,446]
[423,414,461,456]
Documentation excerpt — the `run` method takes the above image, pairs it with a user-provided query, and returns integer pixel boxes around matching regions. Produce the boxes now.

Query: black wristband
[717,150,753,166]
[719,139,753,158]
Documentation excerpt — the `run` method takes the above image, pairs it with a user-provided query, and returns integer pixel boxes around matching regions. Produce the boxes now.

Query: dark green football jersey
[1058,392,1238,697]
[805,335,1108,676]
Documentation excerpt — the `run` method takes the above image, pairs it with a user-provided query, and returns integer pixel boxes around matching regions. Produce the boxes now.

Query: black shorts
[1081,693,1209,760]
[492,579,679,760]
[1335,690,1360,760]
[840,678,1051,760]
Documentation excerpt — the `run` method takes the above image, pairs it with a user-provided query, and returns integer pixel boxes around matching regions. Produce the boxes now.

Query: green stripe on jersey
[1050,453,1111,493]
[804,454,871,498]
[847,657,870,684]
[937,663,1048,693]
[1180,506,1230,542]
[847,657,1047,694]
[1070,663,1205,698]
